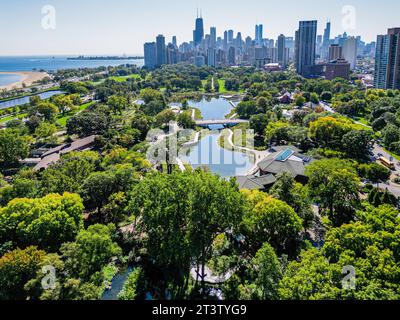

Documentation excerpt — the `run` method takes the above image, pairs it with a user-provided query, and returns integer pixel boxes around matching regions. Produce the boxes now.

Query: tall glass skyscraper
[277,34,286,67]
[194,14,204,47]
[156,34,166,67]
[255,24,263,46]
[295,20,317,77]
[144,42,156,69]
[374,28,400,89]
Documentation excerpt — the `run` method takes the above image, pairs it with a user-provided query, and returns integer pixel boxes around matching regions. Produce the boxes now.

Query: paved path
[224,129,270,175]
[196,119,249,126]
[190,265,234,284]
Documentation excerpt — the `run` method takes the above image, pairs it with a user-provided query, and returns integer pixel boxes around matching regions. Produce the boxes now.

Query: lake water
[0,56,144,73]
[182,97,253,177]
[0,74,22,87]
[0,90,64,110]
[189,97,234,120]
[101,267,134,301]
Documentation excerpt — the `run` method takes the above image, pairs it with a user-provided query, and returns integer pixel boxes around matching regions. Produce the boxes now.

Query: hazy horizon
[1,0,399,56]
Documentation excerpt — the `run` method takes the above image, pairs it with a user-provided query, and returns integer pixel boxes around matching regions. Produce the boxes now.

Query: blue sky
[0,0,399,55]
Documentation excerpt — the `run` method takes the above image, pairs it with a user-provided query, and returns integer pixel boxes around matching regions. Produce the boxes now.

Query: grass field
[108,74,141,82]
[0,113,27,123]
[57,102,94,127]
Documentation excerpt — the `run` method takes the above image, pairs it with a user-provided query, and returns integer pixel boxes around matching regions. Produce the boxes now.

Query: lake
[0,90,64,110]
[0,74,22,87]
[0,56,144,73]
[182,97,253,177]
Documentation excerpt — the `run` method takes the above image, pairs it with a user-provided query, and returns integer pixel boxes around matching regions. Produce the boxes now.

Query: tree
[358,163,391,185]
[177,112,195,129]
[155,109,176,128]
[250,243,282,300]
[0,193,84,251]
[241,190,303,255]
[382,124,400,150]
[0,246,46,300]
[129,171,244,298]
[61,224,122,280]
[0,129,30,168]
[40,151,100,195]
[107,95,128,114]
[309,116,354,149]
[67,109,111,137]
[278,248,340,300]
[306,159,360,226]
[35,122,57,142]
[36,102,59,121]
[81,171,117,216]
[341,130,373,160]
[264,121,292,145]
[118,268,145,300]
[270,173,314,231]
[250,114,269,137]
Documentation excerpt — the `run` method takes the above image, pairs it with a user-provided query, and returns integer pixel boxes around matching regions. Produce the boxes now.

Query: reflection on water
[0,90,64,110]
[182,97,252,177]
[182,131,253,178]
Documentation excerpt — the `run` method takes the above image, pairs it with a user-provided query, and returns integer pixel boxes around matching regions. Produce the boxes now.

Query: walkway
[224,129,270,175]
[195,119,249,126]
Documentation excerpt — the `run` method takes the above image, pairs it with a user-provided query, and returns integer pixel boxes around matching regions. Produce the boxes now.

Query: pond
[182,132,254,177]
[182,97,253,178]
[101,267,134,300]
[0,90,64,110]
[189,97,234,120]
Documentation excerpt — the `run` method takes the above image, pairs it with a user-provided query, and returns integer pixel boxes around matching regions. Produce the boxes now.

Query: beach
[0,71,49,91]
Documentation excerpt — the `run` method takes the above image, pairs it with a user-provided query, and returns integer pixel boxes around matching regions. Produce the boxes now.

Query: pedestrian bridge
[195,119,249,127]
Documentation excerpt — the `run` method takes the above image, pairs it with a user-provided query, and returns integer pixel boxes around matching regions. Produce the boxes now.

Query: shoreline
[0,71,49,91]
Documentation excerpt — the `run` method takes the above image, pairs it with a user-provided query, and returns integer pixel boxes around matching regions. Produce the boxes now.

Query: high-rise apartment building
[295,20,317,77]
[277,34,286,67]
[328,44,343,60]
[144,42,156,69]
[343,37,357,70]
[374,28,400,89]
[156,34,167,67]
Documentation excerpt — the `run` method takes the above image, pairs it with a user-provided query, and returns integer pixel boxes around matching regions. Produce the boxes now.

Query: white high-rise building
[343,37,357,70]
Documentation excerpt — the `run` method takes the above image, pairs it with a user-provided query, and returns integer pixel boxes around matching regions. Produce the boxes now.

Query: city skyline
[1,0,400,56]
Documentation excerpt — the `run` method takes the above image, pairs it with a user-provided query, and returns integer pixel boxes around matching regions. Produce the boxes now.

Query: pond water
[101,267,134,300]
[0,90,64,110]
[189,97,234,120]
[182,97,253,177]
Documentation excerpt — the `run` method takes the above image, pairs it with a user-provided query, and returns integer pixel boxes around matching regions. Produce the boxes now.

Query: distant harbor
[67,55,144,61]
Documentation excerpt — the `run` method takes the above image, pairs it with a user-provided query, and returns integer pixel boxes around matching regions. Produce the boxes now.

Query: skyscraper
[144,42,156,69]
[322,21,331,59]
[227,30,234,44]
[207,48,216,67]
[277,34,286,67]
[374,28,400,89]
[194,12,204,47]
[328,44,343,60]
[156,34,166,67]
[255,24,263,46]
[172,36,177,48]
[343,37,357,69]
[210,27,217,48]
[295,20,317,77]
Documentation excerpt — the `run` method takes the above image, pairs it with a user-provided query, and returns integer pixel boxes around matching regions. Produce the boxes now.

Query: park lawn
[57,102,94,127]
[217,79,227,93]
[108,74,141,82]
[0,113,28,123]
